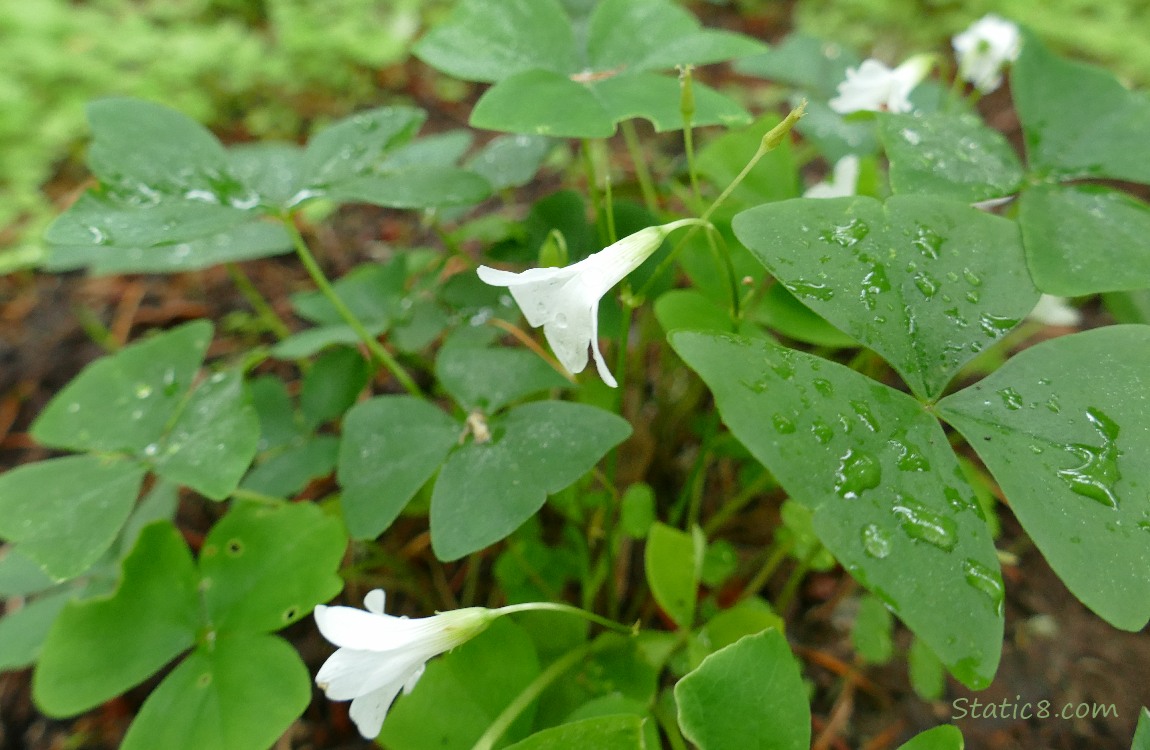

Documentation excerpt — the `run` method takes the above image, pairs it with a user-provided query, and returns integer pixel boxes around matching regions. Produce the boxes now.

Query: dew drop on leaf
[833,448,881,500]
[962,558,1005,616]
[1056,407,1122,509]
[892,494,958,552]
[861,523,893,559]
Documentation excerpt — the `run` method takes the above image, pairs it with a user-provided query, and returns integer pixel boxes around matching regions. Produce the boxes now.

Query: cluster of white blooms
[829,14,1021,117]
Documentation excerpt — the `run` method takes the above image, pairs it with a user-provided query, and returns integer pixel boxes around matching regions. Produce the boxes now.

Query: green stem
[495,601,637,636]
[471,639,605,750]
[621,119,660,213]
[776,550,815,612]
[740,537,792,601]
[281,216,420,396]
[225,262,293,340]
[581,139,607,246]
[679,66,702,205]
[704,470,774,535]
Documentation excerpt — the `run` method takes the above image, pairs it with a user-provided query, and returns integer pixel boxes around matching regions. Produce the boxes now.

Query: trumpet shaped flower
[953,15,1022,93]
[478,218,701,387]
[804,155,861,199]
[314,590,496,739]
[829,56,932,114]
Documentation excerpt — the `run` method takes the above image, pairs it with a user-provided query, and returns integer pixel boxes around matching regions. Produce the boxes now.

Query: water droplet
[834,448,882,500]
[997,387,1023,410]
[962,268,983,287]
[769,353,795,380]
[554,312,568,329]
[862,524,893,559]
[811,419,834,444]
[772,414,797,434]
[813,378,834,397]
[209,372,227,384]
[130,409,144,420]
[966,290,981,304]
[86,225,112,245]
[819,218,870,249]
[1045,396,1061,413]
[963,558,1005,615]
[900,128,922,146]
[892,494,958,552]
[943,307,968,328]
[978,313,1019,338]
[143,443,159,457]
[785,280,835,301]
[911,224,943,259]
[66,402,81,414]
[1056,407,1122,509]
[740,378,769,394]
[889,434,930,471]
[944,487,982,518]
[860,263,890,310]
[850,400,879,432]
[913,271,941,299]
[134,383,154,399]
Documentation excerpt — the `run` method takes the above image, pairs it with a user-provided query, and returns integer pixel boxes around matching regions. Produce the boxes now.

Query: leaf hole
[197,672,212,688]
[226,539,244,556]
[284,606,299,622]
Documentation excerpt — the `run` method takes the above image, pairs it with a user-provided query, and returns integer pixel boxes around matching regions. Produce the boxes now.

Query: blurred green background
[3,0,1148,269]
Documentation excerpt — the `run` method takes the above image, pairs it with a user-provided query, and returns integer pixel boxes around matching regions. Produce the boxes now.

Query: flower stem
[581,139,607,246]
[280,215,420,396]
[700,100,806,225]
[679,66,703,206]
[225,262,293,340]
[495,601,637,636]
[621,119,660,212]
[740,536,792,602]
[471,638,606,750]
[704,469,775,535]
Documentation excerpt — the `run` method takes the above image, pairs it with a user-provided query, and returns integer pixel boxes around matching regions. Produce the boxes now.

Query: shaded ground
[2,4,1149,748]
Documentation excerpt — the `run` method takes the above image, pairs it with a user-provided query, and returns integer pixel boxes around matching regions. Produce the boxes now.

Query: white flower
[1027,294,1081,327]
[477,219,700,387]
[314,590,495,739]
[952,15,1022,93]
[804,155,861,199]
[829,56,932,114]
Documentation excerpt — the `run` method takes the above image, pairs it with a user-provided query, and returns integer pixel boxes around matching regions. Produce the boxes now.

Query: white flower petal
[830,56,930,114]
[402,663,425,695]
[588,302,617,388]
[805,155,861,199]
[1028,295,1081,327]
[364,589,386,614]
[476,221,695,386]
[348,676,410,739]
[953,15,1021,93]
[316,647,423,701]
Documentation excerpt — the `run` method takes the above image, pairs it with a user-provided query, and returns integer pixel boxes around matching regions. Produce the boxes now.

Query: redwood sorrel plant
[2,1,1149,748]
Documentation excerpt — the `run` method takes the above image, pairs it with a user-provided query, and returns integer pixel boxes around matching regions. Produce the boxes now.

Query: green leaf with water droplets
[472,71,618,138]
[435,327,572,413]
[85,99,243,205]
[152,369,259,501]
[414,0,578,83]
[430,401,631,561]
[1013,32,1150,184]
[896,725,963,750]
[0,455,145,581]
[44,219,291,275]
[33,522,201,716]
[31,320,212,455]
[199,502,345,634]
[466,134,554,191]
[732,195,1039,401]
[878,112,1025,203]
[670,331,1003,688]
[937,325,1150,631]
[120,634,309,750]
[337,396,461,540]
[1019,183,1150,296]
[419,0,759,137]
[674,629,809,750]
